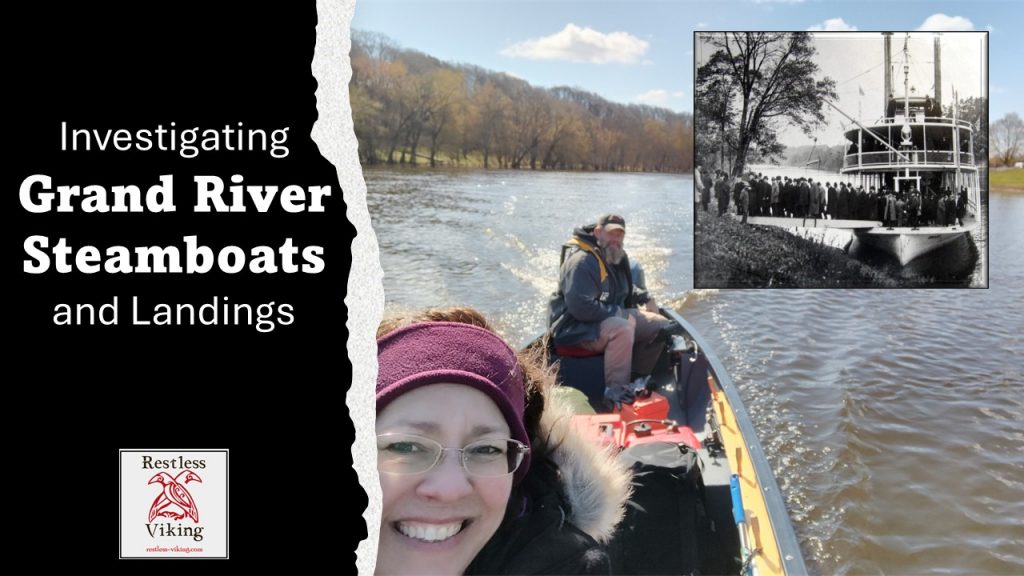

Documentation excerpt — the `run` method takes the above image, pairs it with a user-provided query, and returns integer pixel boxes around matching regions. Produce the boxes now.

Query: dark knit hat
[377,321,531,483]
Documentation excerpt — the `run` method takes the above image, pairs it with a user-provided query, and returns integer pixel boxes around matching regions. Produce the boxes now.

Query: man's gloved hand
[603,385,636,412]
[630,375,652,398]
[633,289,651,306]
[658,320,686,340]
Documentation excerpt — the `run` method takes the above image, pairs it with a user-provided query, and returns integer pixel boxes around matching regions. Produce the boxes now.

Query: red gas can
[570,391,702,452]
[619,392,670,423]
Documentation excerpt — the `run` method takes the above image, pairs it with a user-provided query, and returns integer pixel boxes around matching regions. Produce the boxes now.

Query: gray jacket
[548,225,642,346]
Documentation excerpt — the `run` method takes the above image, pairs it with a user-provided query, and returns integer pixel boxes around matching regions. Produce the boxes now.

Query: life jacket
[562,238,608,284]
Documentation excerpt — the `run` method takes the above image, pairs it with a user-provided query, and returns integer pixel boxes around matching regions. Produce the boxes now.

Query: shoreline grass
[990,168,1024,193]
[358,151,688,175]
[694,210,902,288]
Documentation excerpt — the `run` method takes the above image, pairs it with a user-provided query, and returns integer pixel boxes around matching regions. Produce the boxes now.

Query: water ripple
[368,170,1024,575]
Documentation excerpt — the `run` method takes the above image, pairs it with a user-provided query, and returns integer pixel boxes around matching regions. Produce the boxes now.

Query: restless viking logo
[148,471,202,522]
[145,470,204,541]
[121,449,226,557]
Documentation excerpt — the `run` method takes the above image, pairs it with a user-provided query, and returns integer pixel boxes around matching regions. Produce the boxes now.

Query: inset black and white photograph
[694,32,988,288]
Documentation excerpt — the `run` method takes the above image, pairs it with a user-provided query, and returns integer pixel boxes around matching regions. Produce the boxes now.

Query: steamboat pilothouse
[837,33,982,265]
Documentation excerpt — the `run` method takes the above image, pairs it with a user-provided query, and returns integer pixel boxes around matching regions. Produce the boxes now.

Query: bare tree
[991,112,1023,166]
[697,32,837,177]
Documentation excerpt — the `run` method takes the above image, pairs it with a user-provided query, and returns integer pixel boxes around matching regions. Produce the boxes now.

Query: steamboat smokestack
[883,33,893,114]
[934,35,942,106]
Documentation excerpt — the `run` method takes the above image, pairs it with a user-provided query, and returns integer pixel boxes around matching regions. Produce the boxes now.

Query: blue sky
[352,0,1019,131]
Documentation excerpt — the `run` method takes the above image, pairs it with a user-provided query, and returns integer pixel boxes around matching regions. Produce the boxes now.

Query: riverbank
[694,210,901,288]
[991,168,1024,193]
[360,161,689,175]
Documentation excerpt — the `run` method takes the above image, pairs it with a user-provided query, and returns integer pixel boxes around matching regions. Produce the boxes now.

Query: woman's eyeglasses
[377,433,529,477]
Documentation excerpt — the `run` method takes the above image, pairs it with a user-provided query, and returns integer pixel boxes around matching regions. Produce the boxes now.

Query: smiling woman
[376,384,517,574]
[375,308,632,575]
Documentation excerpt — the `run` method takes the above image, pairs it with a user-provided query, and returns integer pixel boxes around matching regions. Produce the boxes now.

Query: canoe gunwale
[663,309,808,576]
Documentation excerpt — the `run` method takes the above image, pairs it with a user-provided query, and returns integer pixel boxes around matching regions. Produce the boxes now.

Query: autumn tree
[349,31,693,173]
[417,68,465,166]
[467,80,510,168]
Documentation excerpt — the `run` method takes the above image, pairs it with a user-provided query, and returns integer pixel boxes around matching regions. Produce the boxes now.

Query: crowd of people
[879,185,969,229]
[694,164,969,228]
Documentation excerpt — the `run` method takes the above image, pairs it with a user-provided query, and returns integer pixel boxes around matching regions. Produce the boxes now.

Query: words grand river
[367,168,1023,575]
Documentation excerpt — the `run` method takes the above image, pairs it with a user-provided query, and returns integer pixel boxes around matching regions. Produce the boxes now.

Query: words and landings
[55,296,295,333]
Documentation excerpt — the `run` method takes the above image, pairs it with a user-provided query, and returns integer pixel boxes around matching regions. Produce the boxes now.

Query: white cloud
[635,89,685,107]
[501,23,649,64]
[807,18,858,32]
[635,89,670,106]
[917,14,975,31]
[697,22,710,29]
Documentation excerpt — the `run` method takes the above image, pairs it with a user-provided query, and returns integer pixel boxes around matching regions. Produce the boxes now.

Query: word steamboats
[834,33,981,265]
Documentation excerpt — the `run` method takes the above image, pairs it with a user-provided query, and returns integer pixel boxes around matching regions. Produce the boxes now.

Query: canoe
[547,308,808,575]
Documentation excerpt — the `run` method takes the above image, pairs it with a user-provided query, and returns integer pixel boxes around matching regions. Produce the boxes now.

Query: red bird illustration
[147,471,202,523]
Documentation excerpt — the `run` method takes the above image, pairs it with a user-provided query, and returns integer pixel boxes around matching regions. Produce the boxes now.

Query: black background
[7,2,362,570]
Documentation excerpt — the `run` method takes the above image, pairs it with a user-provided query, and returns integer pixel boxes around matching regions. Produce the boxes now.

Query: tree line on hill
[350,31,691,173]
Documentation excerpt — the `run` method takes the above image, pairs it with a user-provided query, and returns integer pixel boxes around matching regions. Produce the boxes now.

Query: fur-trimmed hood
[464,386,632,575]
[534,387,632,544]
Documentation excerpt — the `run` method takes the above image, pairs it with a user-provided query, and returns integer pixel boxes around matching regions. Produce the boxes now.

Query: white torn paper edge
[312,0,382,573]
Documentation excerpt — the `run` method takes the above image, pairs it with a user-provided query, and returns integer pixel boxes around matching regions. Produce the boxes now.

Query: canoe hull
[549,308,807,575]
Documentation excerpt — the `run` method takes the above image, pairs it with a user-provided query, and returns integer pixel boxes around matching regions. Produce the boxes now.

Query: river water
[366,168,1023,575]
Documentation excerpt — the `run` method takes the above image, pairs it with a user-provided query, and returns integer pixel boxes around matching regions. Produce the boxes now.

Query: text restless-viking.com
[146,522,204,542]
[142,455,206,469]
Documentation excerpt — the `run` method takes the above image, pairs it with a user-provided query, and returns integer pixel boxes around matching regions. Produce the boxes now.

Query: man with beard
[548,214,672,409]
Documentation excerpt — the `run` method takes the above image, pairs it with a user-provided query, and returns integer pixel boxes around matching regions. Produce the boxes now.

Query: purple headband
[376,321,531,483]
